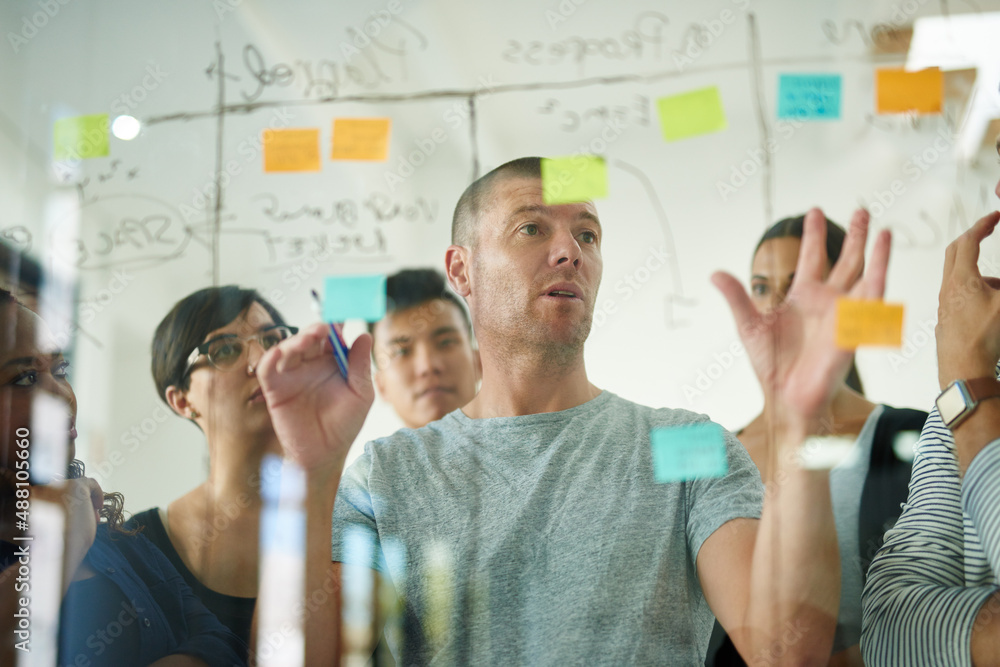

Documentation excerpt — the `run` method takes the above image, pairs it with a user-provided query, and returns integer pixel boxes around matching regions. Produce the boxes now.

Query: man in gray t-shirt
[258,157,895,664]
[333,392,762,664]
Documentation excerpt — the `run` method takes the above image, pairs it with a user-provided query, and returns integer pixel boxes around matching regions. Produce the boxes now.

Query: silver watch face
[937,382,971,427]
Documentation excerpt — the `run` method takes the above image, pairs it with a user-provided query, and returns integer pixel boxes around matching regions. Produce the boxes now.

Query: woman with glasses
[127,286,297,660]
[0,288,245,666]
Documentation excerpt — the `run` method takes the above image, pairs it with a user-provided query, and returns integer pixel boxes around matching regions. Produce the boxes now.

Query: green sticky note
[656,87,727,142]
[323,274,387,322]
[53,114,109,160]
[541,155,608,205]
[650,423,728,483]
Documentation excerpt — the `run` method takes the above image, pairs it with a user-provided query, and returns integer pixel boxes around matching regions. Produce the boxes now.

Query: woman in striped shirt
[862,141,1000,665]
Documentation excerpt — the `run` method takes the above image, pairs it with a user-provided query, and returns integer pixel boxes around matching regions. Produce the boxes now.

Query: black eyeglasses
[182,325,298,376]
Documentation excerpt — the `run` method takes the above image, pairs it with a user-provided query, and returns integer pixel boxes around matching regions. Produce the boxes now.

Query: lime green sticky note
[541,155,608,205]
[323,274,387,322]
[656,87,727,142]
[53,114,110,160]
[650,423,728,483]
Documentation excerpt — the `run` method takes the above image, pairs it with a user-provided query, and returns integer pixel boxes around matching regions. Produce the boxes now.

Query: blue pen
[310,289,350,378]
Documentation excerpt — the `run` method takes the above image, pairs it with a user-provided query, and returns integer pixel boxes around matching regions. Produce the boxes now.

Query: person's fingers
[263,323,328,375]
[952,211,1000,281]
[827,209,869,291]
[855,229,892,300]
[711,271,758,336]
[82,477,104,514]
[795,208,829,283]
[983,276,1000,290]
[346,332,374,398]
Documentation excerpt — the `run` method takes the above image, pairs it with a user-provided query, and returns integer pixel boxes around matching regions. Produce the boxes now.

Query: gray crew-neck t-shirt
[331,390,764,665]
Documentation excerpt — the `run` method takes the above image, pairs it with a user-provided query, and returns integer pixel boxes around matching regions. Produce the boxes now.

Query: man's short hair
[366,268,471,338]
[451,157,542,248]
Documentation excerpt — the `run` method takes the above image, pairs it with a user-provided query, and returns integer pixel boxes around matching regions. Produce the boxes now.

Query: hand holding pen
[255,300,374,471]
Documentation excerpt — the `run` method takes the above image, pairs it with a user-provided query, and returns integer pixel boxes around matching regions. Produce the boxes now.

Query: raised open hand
[937,211,1000,389]
[713,208,891,430]
[257,322,374,473]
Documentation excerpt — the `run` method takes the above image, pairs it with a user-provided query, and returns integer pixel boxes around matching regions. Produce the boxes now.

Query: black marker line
[144,52,904,127]
[747,12,774,228]
[212,38,226,287]
[468,96,480,181]
[613,159,695,329]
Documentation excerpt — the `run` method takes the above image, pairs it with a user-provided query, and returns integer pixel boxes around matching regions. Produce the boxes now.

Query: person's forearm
[971,592,1000,666]
[742,431,840,665]
[304,463,344,667]
[951,400,1000,475]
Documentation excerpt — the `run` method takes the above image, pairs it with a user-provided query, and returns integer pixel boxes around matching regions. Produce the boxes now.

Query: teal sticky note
[650,423,728,483]
[323,274,387,322]
[777,74,842,120]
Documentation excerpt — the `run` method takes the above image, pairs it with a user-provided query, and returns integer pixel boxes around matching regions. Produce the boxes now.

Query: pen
[310,289,350,378]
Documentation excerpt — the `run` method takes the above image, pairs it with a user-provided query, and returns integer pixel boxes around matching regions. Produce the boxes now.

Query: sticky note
[331,118,391,161]
[541,155,608,205]
[656,86,727,142]
[835,299,904,348]
[876,67,943,114]
[323,274,387,322]
[777,74,842,120]
[53,114,109,160]
[650,423,728,483]
[263,128,321,172]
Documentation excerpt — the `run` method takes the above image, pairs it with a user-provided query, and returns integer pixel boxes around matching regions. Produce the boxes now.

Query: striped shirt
[861,405,1000,665]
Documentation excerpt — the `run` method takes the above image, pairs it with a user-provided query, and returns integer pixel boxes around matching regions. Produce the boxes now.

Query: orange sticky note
[263,128,320,172]
[876,68,943,114]
[836,299,904,348]
[331,118,391,161]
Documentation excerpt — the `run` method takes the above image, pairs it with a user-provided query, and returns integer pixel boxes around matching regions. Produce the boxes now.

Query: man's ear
[445,245,471,297]
[165,385,198,420]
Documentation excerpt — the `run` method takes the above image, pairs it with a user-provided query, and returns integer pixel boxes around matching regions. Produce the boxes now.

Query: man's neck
[463,345,600,418]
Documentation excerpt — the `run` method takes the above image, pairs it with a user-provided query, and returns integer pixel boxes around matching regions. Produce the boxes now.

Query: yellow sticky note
[53,114,109,160]
[541,155,608,205]
[656,86,727,142]
[263,128,321,173]
[876,68,942,114]
[836,299,904,348]
[331,118,391,161]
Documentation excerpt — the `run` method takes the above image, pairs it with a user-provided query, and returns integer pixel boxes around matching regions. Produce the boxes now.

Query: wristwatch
[936,377,1000,430]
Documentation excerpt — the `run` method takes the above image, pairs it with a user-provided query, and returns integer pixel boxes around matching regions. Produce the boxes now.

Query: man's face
[373,299,479,428]
[465,176,603,352]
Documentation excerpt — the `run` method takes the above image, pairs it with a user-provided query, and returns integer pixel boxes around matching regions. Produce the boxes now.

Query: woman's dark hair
[0,289,132,535]
[754,214,865,395]
[151,285,288,403]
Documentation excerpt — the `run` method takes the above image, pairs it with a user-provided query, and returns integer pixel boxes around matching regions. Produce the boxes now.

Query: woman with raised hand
[128,286,298,659]
[0,288,244,666]
[706,211,927,666]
